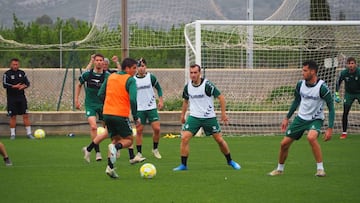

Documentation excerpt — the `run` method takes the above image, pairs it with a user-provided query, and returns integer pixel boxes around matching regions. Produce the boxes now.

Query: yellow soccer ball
[140,163,157,179]
[34,129,46,139]
[97,127,106,136]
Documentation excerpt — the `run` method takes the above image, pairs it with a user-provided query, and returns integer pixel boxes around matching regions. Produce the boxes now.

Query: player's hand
[323,128,332,141]
[18,84,27,90]
[111,55,119,63]
[180,115,186,124]
[157,99,164,110]
[75,100,81,110]
[281,118,289,132]
[221,114,229,125]
[334,92,341,103]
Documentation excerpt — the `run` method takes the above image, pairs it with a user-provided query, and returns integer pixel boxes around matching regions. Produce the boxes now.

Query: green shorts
[85,105,103,120]
[103,115,132,138]
[182,115,221,136]
[344,92,360,107]
[137,109,160,125]
[285,116,323,140]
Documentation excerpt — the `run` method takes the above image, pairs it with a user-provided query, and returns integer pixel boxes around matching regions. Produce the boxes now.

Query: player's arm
[217,94,229,124]
[151,74,164,109]
[2,72,12,89]
[281,81,301,132]
[74,82,83,110]
[181,85,189,124]
[334,72,344,103]
[286,81,301,119]
[321,84,334,141]
[127,77,139,123]
[205,81,229,124]
[75,73,88,109]
[19,72,30,90]
[111,55,121,70]
[85,54,95,70]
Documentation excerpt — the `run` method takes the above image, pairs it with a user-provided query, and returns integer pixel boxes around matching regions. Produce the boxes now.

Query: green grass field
[0,134,359,203]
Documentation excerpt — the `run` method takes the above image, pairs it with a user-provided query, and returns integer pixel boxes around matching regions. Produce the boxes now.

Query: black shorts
[7,97,28,116]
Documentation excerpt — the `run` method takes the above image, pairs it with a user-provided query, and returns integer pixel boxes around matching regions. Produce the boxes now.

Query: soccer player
[0,142,12,166]
[334,57,360,139]
[268,60,335,177]
[128,58,164,164]
[75,53,110,162]
[173,64,241,171]
[2,58,34,139]
[98,58,139,179]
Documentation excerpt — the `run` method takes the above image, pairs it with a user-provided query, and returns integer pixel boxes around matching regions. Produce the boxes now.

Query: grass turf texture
[0,134,359,203]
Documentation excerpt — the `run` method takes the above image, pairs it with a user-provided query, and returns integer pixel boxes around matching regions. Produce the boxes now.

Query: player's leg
[341,93,355,139]
[82,112,97,162]
[88,116,98,140]
[23,114,34,139]
[149,109,161,159]
[93,109,105,161]
[173,116,198,171]
[20,98,33,139]
[7,100,17,139]
[0,142,12,166]
[9,115,17,139]
[129,111,146,164]
[268,117,305,176]
[306,120,326,177]
[105,117,133,178]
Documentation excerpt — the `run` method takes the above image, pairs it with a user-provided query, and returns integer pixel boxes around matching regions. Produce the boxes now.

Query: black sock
[225,153,232,163]
[107,158,114,169]
[4,157,9,162]
[153,142,159,150]
[181,156,188,166]
[115,143,123,150]
[128,148,135,159]
[136,145,142,154]
[94,144,100,153]
[86,142,96,152]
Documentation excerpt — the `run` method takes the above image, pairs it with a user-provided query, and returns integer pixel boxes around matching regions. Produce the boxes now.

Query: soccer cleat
[315,169,326,177]
[228,160,241,170]
[4,158,12,166]
[173,164,188,171]
[129,152,146,164]
[82,147,91,163]
[105,165,119,179]
[108,144,117,164]
[268,169,283,176]
[95,152,102,161]
[10,135,15,140]
[152,148,162,159]
[340,133,347,139]
[27,134,35,139]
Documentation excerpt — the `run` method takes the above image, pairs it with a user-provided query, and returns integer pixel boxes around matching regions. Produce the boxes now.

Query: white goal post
[185,20,360,136]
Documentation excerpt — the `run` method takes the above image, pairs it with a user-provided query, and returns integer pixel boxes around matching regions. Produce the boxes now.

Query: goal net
[185,20,360,135]
[0,0,237,111]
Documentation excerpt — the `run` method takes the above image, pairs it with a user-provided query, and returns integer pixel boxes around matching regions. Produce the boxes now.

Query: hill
[0,0,283,27]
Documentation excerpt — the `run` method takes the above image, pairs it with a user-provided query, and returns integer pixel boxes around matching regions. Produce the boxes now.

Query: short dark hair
[10,58,20,63]
[347,57,356,64]
[190,64,201,72]
[94,53,104,59]
[121,58,137,70]
[137,58,147,67]
[302,60,318,73]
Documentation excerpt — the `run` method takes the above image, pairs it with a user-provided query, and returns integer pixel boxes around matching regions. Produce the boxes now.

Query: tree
[35,15,53,26]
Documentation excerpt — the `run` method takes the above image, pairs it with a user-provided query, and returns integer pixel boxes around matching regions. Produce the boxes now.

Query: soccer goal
[184,20,360,135]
